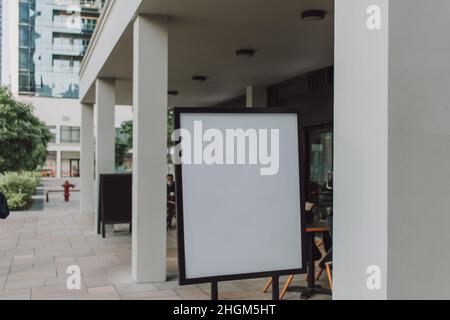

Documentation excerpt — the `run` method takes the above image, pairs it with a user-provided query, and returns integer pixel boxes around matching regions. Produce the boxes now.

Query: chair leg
[102,223,106,239]
[279,275,295,300]
[316,268,324,281]
[262,278,272,293]
[325,263,333,290]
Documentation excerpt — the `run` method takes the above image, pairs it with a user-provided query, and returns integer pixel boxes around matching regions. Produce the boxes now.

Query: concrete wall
[387,0,450,299]
[268,68,334,127]
[18,96,82,152]
[79,0,141,101]
[334,0,389,300]
[335,0,450,300]
[213,67,334,128]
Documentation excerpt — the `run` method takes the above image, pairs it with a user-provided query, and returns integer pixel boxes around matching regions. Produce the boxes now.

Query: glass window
[47,126,57,143]
[60,126,80,143]
[309,129,333,188]
[19,26,30,47]
[19,48,29,70]
[19,2,30,24]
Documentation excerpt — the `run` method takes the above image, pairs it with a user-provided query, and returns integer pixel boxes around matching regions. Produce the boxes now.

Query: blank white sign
[179,112,303,281]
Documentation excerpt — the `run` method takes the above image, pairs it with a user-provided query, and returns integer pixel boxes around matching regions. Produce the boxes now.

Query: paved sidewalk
[0,179,331,300]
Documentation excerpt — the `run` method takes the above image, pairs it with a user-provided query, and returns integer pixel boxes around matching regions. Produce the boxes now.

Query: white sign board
[175,109,305,284]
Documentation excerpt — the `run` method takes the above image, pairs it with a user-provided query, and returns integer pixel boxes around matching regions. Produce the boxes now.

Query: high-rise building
[5,0,109,178]
[18,0,106,98]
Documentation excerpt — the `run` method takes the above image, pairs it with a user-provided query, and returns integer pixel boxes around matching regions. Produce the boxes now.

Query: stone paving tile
[0,178,330,301]
[0,288,31,300]
[31,285,87,300]
[175,287,210,300]
[114,282,158,294]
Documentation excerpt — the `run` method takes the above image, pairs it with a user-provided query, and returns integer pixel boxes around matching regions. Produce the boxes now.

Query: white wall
[387,0,450,300]
[19,96,82,127]
[334,0,389,300]
[335,0,450,300]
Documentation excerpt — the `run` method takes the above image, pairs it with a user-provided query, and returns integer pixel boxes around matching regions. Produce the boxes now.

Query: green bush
[0,172,40,210]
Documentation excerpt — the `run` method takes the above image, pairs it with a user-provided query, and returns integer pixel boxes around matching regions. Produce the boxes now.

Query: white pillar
[95,79,116,227]
[132,15,168,283]
[56,151,62,178]
[80,103,95,214]
[246,86,267,107]
[335,0,450,300]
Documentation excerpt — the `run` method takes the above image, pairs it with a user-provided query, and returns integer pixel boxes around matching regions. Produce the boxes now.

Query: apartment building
[4,0,106,178]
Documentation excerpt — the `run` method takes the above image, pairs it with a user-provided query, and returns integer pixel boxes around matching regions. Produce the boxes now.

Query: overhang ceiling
[88,0,334,107]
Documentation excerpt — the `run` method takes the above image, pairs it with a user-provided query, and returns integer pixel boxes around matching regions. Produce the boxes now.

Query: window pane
[47,126,57,143]
[72,128,80,143]
[60,127,71,143]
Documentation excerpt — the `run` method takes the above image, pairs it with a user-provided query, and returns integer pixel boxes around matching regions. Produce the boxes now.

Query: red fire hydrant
[62,181,75,202]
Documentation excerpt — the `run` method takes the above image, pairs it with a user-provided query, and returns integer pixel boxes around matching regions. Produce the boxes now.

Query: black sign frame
[174,108,307,297]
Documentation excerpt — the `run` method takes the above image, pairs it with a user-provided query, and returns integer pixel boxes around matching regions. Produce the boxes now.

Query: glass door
[305,125,333,220]
[70,159,80,177]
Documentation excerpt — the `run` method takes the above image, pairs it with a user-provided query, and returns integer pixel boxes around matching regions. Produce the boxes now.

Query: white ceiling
[96,0,334,107]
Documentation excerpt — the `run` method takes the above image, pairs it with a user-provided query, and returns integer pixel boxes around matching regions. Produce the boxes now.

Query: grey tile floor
[0,178,331,300]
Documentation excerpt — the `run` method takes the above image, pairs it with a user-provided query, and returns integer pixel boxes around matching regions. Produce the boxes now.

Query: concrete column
[56,151,62,178]
[95,79,116,227]
[246,86,267,107]
[132,15,168,283]
[80,103,95,214]
[334,0,450,299]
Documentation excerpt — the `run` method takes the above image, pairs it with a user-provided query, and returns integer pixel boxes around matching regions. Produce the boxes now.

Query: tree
[115,106,175,167]
[0,87,52,173]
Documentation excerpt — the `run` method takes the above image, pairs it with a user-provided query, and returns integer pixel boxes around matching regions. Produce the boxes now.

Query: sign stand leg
[211,281,219,300]
[272,275,280,300]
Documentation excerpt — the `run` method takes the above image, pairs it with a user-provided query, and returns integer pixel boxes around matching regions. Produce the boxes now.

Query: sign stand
[210,276,280,301]
[175,108,307,302]
[211,281,218,300]
[271,275,280,301]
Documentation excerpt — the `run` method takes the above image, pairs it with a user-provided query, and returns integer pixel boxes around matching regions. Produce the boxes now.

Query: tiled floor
[0,179,331,300]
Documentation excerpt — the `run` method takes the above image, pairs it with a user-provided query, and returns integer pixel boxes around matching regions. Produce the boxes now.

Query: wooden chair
[325,262,333,290]
[263,234,327,299]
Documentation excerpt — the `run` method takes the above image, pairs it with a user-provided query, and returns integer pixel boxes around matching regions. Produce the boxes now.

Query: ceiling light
[236,49,255,57]
[301,10,326,21]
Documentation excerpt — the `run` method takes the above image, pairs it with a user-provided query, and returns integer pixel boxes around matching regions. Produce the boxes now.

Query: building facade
[5,0,106,178]
[0,0,3,84]
[79,0,450,300]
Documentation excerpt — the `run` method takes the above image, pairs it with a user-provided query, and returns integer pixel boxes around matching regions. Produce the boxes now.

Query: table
[286,221,332,299]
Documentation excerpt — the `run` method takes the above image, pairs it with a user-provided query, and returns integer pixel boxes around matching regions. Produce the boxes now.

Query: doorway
[70,159,80,177]
[305,125,333,207]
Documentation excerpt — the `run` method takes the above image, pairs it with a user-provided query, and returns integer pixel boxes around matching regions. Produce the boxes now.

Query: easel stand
[211,276,280,301]
[271,275,280,301]
[211,281,218,300]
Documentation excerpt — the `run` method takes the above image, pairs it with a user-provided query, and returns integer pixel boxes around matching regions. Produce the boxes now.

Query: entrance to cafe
[305,125,333,217]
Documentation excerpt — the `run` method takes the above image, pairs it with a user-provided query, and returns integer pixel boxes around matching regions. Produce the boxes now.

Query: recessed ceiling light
[301,10,326,21]
[192,75,208,82]
[168,91,179,96]
[236,49,255,57]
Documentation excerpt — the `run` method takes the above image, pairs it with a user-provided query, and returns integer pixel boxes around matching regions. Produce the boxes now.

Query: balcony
[53,43,87,54]
[53,19,97,34]
[52,0,104,11]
